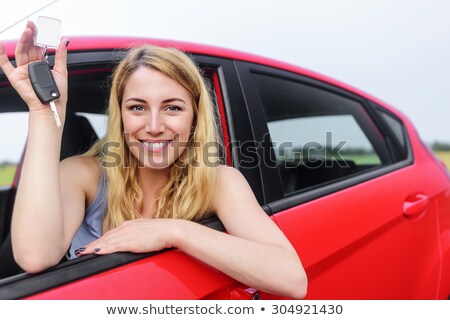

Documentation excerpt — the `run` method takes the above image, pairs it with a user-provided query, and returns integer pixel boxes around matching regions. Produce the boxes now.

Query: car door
[235,61,443,299]
[0,50,268,300]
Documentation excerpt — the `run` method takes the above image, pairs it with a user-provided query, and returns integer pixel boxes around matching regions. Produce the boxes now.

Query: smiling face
[121,66,195,169]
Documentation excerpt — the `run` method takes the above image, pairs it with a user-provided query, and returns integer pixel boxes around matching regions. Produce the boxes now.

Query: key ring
[41,46,48,63]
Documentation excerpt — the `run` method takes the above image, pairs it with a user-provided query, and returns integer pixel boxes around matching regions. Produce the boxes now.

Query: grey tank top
[68,169,107,259]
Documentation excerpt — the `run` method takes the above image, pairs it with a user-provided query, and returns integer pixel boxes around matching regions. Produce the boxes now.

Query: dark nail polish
[65,40,70,47]
[94,248,101,253]
[74,247,85,255]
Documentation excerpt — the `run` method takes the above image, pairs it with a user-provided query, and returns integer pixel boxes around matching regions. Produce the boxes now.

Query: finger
[15,23,33,66]
[77,242,121,256]
[92,246,122,255]
[0,41,15,77]
[27,21,43,62]
[53,38,69,77]
[77,237,115,255]
[75,245,96,256]
[77,240,101,255]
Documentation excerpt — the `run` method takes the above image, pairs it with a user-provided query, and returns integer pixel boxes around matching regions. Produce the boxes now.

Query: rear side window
[252,73,390,196]
[377,110,408,161]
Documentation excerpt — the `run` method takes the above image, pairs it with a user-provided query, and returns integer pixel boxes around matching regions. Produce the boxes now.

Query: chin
[137,155,176,170]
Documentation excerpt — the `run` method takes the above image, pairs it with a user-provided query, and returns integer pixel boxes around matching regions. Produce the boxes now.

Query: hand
[76,218,184,256]
[0,21,69,113]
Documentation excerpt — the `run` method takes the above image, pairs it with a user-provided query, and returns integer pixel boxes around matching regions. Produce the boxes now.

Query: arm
[174,166,307,298]
[0,22,81,273]
[80,166,307,298]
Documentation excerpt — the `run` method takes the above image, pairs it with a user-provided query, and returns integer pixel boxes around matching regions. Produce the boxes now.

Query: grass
[434,151,450,169]
[341,154,381,165]
[0,165,17,187]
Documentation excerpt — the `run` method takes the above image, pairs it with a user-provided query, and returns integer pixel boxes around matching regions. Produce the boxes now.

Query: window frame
[235,61,414,213]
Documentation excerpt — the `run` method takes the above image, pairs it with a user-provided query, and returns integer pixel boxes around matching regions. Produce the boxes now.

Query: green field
[341,154,381,165]
[0,165,17,187]
[434,151,450,169]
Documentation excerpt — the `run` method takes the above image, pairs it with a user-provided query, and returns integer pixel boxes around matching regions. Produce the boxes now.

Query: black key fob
[28,61,60,104]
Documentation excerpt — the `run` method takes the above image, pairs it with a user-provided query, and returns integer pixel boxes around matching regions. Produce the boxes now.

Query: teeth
[143,141,169,150]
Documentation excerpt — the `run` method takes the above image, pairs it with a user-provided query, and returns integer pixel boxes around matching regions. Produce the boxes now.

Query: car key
[28,61,62,127]
[28,16,63,127]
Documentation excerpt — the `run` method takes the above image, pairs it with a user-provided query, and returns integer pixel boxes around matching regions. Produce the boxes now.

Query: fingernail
[65,40,70,47]
[94,248,101,253]
[75,247,86,255]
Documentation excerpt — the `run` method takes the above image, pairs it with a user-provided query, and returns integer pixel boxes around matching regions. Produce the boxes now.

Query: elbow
[286,268,308,300]
[12,235,64,274]
[13,250,60,274]
[266,262,308,299]
[14,255,50,274]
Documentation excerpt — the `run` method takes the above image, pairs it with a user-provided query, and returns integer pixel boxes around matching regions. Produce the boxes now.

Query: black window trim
[198,56,265,204]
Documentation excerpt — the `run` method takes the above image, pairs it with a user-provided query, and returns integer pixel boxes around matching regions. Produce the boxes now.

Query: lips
[140,140,172,152]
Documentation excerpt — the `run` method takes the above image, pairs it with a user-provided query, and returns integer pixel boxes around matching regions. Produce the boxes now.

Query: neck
[137,167,172,218]
[138,166,171,194]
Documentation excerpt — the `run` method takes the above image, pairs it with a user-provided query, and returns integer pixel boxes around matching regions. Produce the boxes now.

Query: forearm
[174,220,307,299]
[11,109,66,270]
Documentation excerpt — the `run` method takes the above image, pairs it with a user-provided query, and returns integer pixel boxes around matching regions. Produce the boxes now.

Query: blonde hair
[85,45,222,233]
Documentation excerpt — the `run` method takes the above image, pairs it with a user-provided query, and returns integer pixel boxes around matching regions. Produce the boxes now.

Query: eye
[165,105,182,112]
[129,105,145,112]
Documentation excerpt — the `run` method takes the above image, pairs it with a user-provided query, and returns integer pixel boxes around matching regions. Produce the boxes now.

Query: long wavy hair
[84,45,222,233]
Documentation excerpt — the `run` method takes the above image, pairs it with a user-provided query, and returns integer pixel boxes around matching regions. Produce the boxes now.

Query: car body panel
[273,161,442,299]
[26,250,239,299]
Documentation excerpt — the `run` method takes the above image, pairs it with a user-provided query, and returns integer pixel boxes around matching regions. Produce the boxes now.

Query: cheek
[172,118,193,141]
[121,115,140,134]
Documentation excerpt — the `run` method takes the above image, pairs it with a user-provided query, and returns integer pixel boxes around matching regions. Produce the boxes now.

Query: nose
[145,112,165,135]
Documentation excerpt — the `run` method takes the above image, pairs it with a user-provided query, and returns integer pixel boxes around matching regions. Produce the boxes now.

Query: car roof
[2,36,401,116]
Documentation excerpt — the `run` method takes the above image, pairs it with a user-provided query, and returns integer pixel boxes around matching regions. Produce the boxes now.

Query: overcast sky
[1,0,449,160]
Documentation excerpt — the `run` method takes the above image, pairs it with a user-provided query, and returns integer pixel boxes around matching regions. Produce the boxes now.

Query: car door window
[251,72,391,196]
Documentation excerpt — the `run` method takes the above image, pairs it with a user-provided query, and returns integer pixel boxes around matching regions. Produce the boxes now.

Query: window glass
[269,115,381,166]
[252,72,387,195]
[378,111,407,158]
[0,112,28,187]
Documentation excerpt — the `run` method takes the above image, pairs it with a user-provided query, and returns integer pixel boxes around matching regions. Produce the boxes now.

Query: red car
[0,37,449,299]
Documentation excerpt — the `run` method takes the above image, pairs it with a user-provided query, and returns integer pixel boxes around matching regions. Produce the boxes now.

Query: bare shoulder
[215,165,246,186]
[60,156,101,202]
[212,166,281,241]
[213,165,260,215]
[60,156,100,180]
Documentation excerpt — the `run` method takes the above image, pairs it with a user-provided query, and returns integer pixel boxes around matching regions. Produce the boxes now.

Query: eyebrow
[125,97,187,104]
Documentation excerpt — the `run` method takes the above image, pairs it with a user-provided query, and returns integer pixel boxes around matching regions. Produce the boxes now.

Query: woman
[0,21,307,299]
